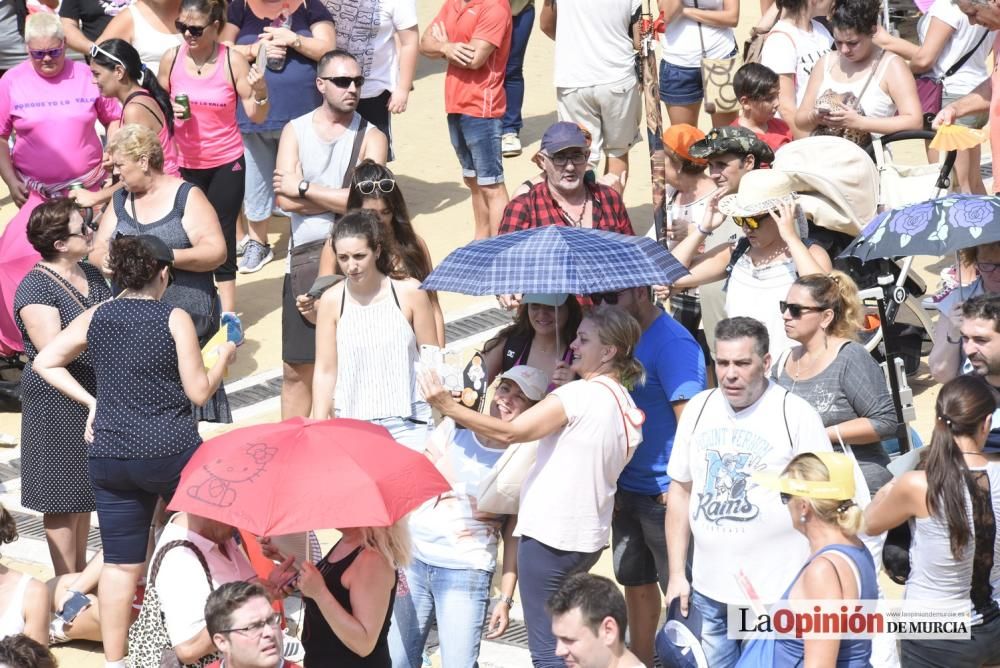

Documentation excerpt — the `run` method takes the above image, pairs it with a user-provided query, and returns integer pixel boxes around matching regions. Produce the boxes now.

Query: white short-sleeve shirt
[324,0,418,98]
[760,19,834,107]
[515,377,643,553]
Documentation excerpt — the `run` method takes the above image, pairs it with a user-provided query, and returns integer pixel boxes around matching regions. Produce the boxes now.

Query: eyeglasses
[174,20,210,37]
[779,301,825,318]
[733,215,765,230]
[780,492,792,505]
[220,613,282,637]
[355,179,395,195]
[545,151,588,168]
[319,75,365,89]
[29,46,64,60]
[88,43,125,67]
[591,290,625,305]
[977,261,1000,273]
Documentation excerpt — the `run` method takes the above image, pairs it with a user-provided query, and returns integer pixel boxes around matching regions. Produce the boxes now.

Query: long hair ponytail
[926,376,996,558]
[92,39,175,134]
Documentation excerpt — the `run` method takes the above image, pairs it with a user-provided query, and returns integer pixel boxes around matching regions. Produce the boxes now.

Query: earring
[800,514,807,524]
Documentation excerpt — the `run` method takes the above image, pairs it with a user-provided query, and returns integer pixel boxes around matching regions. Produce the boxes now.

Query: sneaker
[238,239,273,274]
[221,312,245,346]
[921,265,961,310]
[501,132,522,158]
[282,633,305,663]
[236,234,251,257]
[49,618,71,645]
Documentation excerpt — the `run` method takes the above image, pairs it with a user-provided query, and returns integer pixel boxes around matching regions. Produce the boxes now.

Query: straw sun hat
[718,169,799,219]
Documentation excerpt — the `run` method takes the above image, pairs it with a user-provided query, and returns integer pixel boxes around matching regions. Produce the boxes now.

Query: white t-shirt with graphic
[667,382,832,604]
[323,0,418,99]
[409,419,507,572]
[515,377,643,553]
[760,19,834,107]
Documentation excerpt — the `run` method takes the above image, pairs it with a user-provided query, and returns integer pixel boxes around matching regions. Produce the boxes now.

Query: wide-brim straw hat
[718,169,798,218]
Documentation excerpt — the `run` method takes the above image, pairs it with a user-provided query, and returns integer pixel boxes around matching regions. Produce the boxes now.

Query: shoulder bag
[693,0,741,114]
[476,439,539,515]
[128,540,218,668]
[742,8,781,64]
[915,28,989,124]
[811,51,884,148]
[289,119,368,299]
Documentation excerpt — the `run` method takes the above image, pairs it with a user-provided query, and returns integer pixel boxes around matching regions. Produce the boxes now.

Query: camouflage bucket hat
[688,126,775,165]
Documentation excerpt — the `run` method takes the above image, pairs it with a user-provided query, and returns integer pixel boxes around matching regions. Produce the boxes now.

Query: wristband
[696,223,713,237]
[253,96,269,106]
[946,333,962,345]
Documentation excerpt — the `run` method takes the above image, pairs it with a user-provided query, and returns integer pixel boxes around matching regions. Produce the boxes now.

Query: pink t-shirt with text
[0,59,120,184]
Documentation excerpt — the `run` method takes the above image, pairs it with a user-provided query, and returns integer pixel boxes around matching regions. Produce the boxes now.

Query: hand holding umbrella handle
[296,560,326,600]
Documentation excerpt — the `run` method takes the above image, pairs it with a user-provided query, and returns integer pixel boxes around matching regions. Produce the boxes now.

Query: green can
[68,182,85,191]
[175,94,191,120]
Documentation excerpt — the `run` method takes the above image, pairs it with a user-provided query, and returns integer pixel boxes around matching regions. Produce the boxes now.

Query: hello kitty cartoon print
[187,442,277,508]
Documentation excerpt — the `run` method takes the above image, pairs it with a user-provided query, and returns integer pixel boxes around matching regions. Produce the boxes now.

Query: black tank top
[302,543,397,667]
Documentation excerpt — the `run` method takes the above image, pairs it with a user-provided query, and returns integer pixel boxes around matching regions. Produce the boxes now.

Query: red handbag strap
[591,376,636,457]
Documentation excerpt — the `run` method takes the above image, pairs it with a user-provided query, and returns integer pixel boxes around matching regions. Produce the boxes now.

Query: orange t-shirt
[434,0,512,118]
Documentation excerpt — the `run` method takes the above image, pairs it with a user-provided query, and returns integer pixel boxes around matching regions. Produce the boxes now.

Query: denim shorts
[242,129,284,222]
[611,489,669,589]
[89,445,199,564]
[942,91,989,129]
[446,114,505,186]
[660,58,705,106]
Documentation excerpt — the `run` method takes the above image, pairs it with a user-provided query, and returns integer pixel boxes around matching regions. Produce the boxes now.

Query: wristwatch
[499,595,515,607]
[298,180,310,198]
[292,36,302,50]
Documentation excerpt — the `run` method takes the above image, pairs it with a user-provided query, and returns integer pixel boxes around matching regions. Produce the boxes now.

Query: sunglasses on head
[591,290,624,305]
[733,215,766,230]
[174,20,210,37]
[319,75,365,89]
[779,301,825,318]
[29,46,64,60]
[355,179,395,195]
[88,43,125,67]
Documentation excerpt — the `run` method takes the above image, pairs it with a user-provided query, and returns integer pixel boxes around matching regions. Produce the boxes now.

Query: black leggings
[181,154,245,281]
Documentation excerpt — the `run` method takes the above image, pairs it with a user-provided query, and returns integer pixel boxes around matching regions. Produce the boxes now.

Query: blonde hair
[359,518,411,568]
[794,271,863,340]
[107,124,165,172]
[586,304,645,389]
[25,12,64,42]
[783,454,864,536]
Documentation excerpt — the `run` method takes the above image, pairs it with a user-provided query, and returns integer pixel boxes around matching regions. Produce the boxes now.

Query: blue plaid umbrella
[421,226,688,295]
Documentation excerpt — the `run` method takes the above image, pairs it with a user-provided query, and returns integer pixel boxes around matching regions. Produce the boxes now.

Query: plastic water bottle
[266,2,292,72]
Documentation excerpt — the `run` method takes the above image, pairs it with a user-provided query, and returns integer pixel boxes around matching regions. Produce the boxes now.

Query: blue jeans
[387,559,493,668]
[501,4,535,135]
[690,589,743,668]
[446,114,505,186]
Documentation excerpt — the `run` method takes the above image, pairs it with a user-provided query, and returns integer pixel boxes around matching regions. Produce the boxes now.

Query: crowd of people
[2,0,1000,666]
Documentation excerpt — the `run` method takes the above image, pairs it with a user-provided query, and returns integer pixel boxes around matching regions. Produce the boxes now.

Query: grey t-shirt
[773,341,894,467]
[0,2,25,71]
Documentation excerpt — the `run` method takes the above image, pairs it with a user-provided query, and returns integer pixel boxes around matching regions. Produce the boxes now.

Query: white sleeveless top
[129,5,183,76]
[286,112,371,272]
[906,461,1000,625]
[335,279,419,421]
[817,52,897,126]
[0,574,31,639]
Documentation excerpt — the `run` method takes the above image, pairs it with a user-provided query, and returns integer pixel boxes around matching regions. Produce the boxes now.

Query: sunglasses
[591,290,624,305]
[175,20,210,37]
[977,261,1000,273]
[733,215,766,230]
[545,151,588,168]
[88,43,125,67]
[355,179,395,195]
[780,492,792,505]
[29,46,64,60]
[319,75,365,89]
[779,301,825,318]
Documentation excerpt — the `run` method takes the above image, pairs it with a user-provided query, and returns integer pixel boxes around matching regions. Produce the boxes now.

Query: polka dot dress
[14,263,111,513]
[87,299,201,459]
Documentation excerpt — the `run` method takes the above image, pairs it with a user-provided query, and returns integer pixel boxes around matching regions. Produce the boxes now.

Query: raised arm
[170,308,235,406]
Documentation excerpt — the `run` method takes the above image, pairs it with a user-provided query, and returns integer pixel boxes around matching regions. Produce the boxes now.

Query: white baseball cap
[498,365,550,401]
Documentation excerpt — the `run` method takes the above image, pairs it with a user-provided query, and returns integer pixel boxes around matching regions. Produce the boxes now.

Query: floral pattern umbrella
[839,194,1000,262]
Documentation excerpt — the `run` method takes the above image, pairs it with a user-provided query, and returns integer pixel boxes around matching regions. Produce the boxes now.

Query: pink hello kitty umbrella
[169,417,450,536]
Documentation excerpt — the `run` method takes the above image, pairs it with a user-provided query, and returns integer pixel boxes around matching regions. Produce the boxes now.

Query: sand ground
[0,1,957,663]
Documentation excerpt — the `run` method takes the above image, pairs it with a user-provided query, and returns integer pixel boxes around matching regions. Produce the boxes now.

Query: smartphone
[58,590,92,624]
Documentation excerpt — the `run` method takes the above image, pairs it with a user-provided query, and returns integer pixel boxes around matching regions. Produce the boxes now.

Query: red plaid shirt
[498,181,634,236]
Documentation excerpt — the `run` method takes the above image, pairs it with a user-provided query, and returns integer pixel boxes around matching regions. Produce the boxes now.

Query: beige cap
[498,365,550,401]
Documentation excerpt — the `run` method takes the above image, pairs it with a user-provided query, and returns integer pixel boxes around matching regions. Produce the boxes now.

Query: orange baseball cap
[663,124,708,165]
